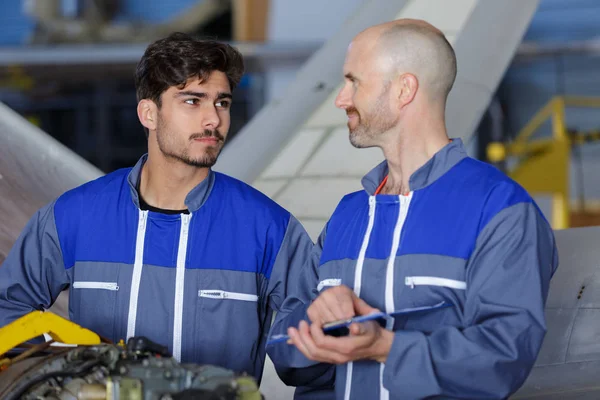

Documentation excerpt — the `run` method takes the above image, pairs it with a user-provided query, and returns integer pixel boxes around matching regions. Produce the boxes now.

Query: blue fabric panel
[54,168,138,269]
[319,191,368,265]
[399,159,533,259]
[184,173,290,279]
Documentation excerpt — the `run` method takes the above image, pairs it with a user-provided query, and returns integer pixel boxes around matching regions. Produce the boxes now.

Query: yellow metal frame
[487,96,600,230]
[0,311,101,361]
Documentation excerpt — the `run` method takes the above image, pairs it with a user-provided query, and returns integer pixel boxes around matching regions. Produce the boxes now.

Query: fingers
[288,320,383,364]
[349,322,366,336]
[332,286,356,320]
[353,296,379,316]
[288,321,349,364]
[308,298,338,325]
[307,285,356,325]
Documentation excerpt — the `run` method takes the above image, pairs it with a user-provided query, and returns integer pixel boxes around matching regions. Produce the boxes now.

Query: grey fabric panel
[0,200,68,327]
[182,268,267,379]
[134,263,176,351]
[348,361,381,400]
[408,138,468,191]
[69,262,271,381]
[334,363,348,400]
[267,225,336,395]
[69,260,133,342]
[267,214,315,311]
[394,254,466,331]
[356,257,388,314]
[465,201,556,326]
[184,169,215,212]
[319,254,466,330]
[317,258,357,298]
[379,201,556,399]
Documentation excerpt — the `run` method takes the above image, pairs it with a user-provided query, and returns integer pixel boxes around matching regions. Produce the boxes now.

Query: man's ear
[397,73,418,108]
[137,99,158,131]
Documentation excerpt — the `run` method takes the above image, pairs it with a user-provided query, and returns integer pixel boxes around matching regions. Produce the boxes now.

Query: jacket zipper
[72,281,119,291]
[173,213,192,362]
[317,278,341,292]
[381,193,413,400]
[198,290,259,302]
[126,209,149,340]
[405,276,467,290]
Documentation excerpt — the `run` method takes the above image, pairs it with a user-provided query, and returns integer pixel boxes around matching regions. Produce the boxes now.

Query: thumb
[353,296,378,316]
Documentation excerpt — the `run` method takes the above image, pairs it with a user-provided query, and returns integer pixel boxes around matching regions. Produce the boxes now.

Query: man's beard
[348,86,397,148]
[156,120,225,168]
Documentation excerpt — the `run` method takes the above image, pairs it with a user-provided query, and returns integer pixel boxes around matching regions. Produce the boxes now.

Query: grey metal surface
[0,41,320,66]
[0,102,101,317]
[514,226,600,399]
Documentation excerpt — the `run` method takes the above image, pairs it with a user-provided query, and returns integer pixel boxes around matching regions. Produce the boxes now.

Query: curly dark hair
[134,32,245,106]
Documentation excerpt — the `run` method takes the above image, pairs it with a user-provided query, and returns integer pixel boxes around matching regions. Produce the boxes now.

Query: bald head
[355,19,457,104]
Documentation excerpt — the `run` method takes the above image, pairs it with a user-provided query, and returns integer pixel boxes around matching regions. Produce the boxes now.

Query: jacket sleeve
[266,215,315,311]
[382,201,558,399]
[266,225,336,389]
[0,201,69,327]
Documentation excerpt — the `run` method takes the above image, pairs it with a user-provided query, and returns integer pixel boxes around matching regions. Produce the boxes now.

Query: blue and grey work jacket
[0,154,313,383]
[267,138,559,400]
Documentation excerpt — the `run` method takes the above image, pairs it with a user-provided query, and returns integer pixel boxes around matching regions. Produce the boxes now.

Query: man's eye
[185,99,198,105]
[216,100,230,108]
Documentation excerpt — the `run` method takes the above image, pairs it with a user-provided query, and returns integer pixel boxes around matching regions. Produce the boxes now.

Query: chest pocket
[190,268,265,368]
[70,264,120,340]
[199,290,259,303]
[398,256,467,331]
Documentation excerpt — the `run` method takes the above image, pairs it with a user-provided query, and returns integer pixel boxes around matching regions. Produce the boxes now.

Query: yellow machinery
[487,96,600,230]
[0,311,101,368]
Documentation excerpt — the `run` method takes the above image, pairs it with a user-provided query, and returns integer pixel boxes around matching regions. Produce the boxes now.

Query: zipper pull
[368,196,375,216]
[139,210,148,226]
[405,277,414,289]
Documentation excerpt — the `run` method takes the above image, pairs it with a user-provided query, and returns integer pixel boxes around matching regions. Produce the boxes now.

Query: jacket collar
[361,138,468,195]
[127,154,215,212]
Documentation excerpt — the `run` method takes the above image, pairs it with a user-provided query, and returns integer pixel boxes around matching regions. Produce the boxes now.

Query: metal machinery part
[0,336,262,400]
[514,225,600,399]
[0,311,261,400]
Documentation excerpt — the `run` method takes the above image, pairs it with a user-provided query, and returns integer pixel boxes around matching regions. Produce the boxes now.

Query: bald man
[267,19,558,400]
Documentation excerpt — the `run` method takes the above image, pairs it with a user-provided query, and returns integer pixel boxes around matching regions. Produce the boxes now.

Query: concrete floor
[260,356,296,400]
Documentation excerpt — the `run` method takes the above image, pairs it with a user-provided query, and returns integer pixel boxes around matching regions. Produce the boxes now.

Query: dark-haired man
[0,32,313,383]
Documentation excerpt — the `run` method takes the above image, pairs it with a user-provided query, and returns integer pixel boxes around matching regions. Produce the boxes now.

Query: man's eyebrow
[175,91,207,98]
[216,92,233,100]
[175,91,232,100]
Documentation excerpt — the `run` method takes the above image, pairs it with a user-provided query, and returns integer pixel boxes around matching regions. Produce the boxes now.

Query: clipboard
[267,300,452,346]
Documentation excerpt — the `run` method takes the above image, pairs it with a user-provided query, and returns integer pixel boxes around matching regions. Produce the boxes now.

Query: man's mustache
[346,107,360,117]
[189,130,225,142]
